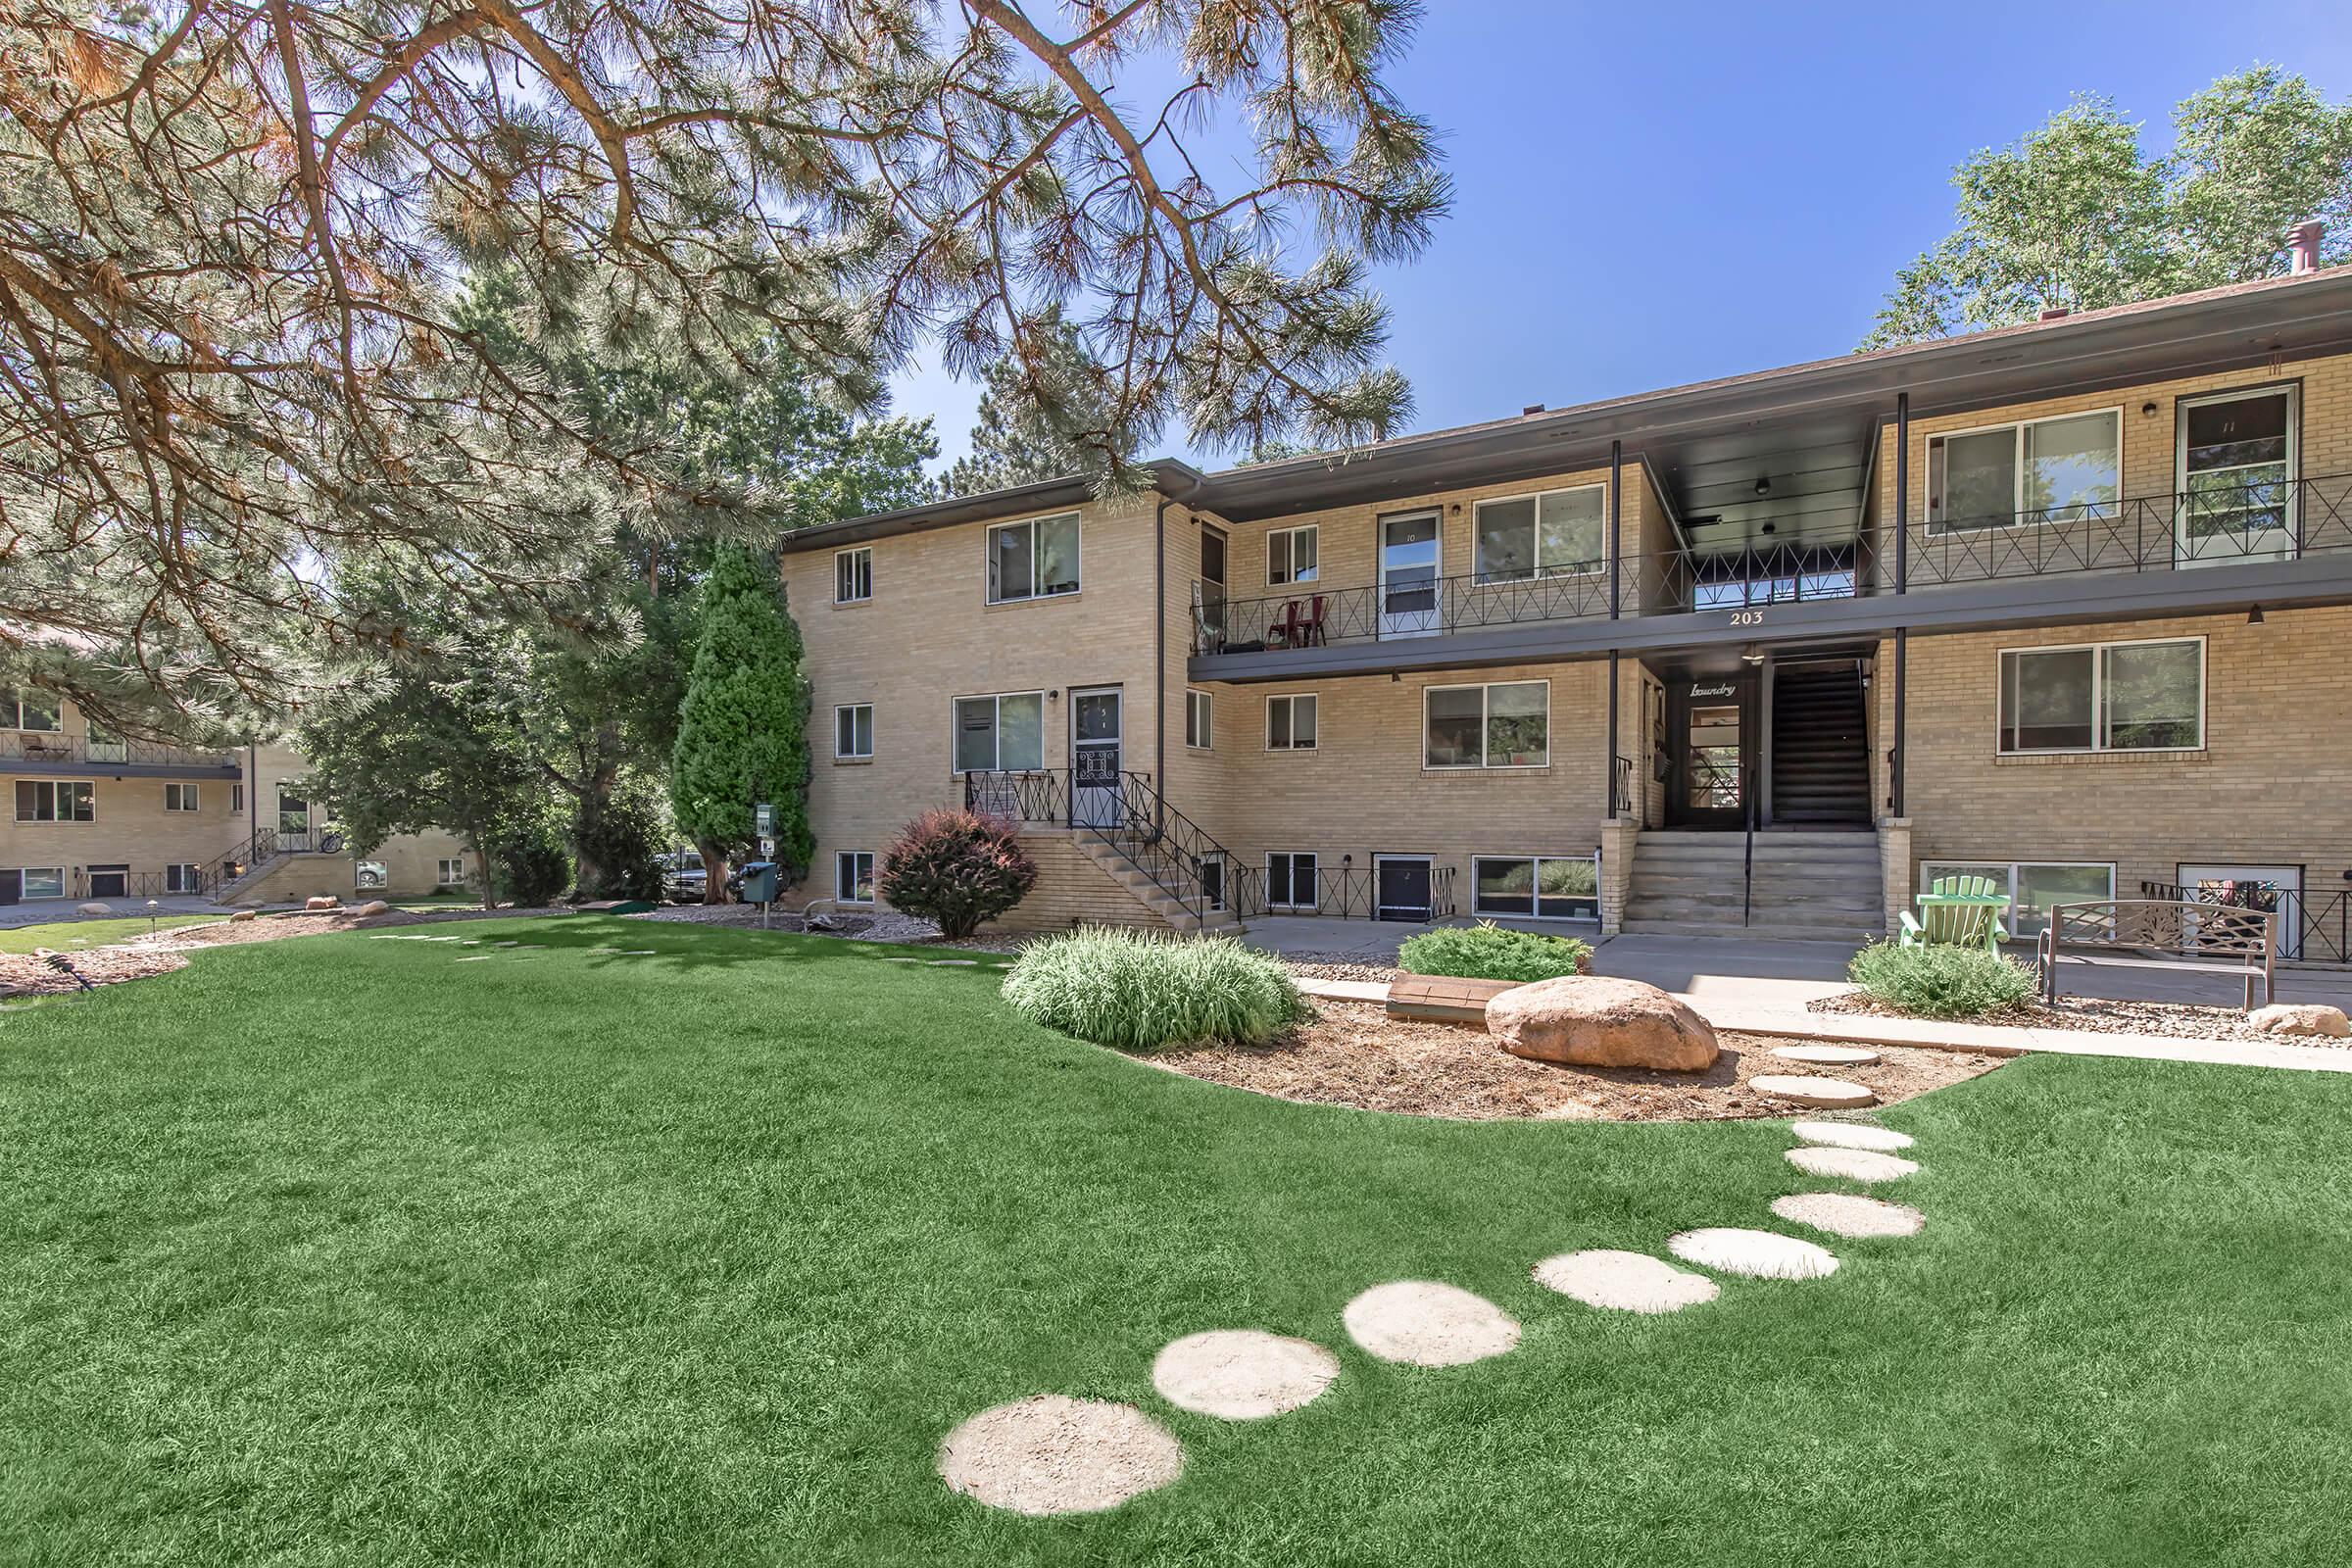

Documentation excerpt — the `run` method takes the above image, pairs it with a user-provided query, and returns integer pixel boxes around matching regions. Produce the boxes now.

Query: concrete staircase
[1072,836,1242,935]
[1621,829,1885,943]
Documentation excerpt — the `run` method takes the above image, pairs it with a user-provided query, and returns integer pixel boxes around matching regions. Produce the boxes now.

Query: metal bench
[2037,899,2278,1011]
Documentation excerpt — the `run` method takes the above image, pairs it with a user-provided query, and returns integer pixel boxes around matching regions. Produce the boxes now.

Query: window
[953,692,1045,772]
[164,782,200,812]
[277,792,310,835]
[1267,852,1318,911]
[835,703,874,760]
[835,547,873,605]
[836,850,876,904]
[166,862,203,893]
[15,780,94,822]
[6,691,61,731]
[20,866,66,899]
[436,858,469,887]
[231,783,244,812]
[87,865,128,898]
[987,514,1081,602]
[1267,524,1319,585]
[1473,856,1599,920]
[2180,386,2298,546]
[1185,689,1213,750]
[1266,693,1318,751]
[1998,638,2202,754]
[1928,410,2121,530]
[1922,860,2114,939]
[1474,486,1606,582]
[1425,681,1547,768]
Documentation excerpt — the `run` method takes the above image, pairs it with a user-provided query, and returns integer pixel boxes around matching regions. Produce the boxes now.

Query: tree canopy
[1865,66,2352,348]
[936,309,1118,498]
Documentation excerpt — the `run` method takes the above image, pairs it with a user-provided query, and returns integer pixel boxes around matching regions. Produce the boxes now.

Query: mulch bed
[1142,999,2001,1122]
[1808,990,2276,1042]
[0,948,191,996]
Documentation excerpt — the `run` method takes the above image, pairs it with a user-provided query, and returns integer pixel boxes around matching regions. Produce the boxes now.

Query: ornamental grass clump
[1847,940,2039,1020]
[1001,927,1310,1052]
[1398,921,1593,983]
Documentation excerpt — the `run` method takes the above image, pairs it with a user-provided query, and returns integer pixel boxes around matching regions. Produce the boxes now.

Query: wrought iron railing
[1610,753,1634,817]
[0,730,238,768]
[2141,878,2350,965]
[1233,861,1460,922]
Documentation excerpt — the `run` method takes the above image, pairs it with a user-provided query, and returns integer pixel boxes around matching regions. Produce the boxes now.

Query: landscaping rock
[354,900,391,917]
[1152,1330,1340,1419]
[1771,1043,1882,1066]
[1771,1193,1926,1239]
[228,909,259,923]
[304,896,339,911]
[1667,1227,1840,1280]
[1790,1120,1913,1152]
[2247,1004,2350,1038]
[1343,1281,1520,1366]
[938,1395,1182,1515]
[1785,1146,1920,1183]
[1484,976,1718,1071]
[1750,1074,1875,1108]
[1532,1250,1719,1314]
[75,901,113,915]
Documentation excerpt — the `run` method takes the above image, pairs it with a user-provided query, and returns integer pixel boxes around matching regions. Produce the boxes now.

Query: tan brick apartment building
[1,697,474,907]
[778,257,2352,961]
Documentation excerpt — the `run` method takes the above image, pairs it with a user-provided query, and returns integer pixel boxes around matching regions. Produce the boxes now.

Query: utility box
[738,860,779,905]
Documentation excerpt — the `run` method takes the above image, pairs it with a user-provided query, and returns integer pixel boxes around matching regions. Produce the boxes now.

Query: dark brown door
[1665,675,1753,829]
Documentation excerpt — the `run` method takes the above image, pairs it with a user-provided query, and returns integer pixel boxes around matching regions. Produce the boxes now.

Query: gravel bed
[629,903,875,937]
[1809,990,2274,1042]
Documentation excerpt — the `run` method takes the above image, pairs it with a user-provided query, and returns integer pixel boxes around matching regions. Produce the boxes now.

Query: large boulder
[76,901,112,915]
[2248,1003,2351,1038]
[228,908,259,923]
[1485,976,1719,1071]
[354,900,392,917]
[304,896,340,912]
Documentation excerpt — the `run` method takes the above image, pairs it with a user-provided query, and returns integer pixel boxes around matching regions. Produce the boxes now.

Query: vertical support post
[1606,439,1623,822]
[1606,651,1621,816]
[1891,626,1908,818]
[1894,392,1909,596]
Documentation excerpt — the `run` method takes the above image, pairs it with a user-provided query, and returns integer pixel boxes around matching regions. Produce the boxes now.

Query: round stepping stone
[1790,1120,1914,1152]
[1668,1227,1839,1280]
[1771,1043,1881,1066]
[929,958,980,966]
[1785,1146,1919,1183]
[938,1395,1182,1515]
[1772,1193,1926,1239]
[1533,1250,1718,1314]
[1343,1281,1520,1366]
[1750,1074,1875,1108]
[1151,1330,1340,1419]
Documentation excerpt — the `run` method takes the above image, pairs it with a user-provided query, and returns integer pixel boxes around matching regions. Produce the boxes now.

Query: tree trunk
[466,829,493,910]
[698,839,731,905]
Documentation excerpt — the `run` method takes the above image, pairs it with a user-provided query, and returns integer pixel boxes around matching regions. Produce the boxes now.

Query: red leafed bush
[877,809,1039,940]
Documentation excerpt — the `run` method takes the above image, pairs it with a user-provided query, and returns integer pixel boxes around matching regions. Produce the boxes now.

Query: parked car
[661,850,709,904]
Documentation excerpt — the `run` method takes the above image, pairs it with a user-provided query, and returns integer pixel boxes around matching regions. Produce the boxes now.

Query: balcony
[1192,472,2352,675]
[0,731,241,776]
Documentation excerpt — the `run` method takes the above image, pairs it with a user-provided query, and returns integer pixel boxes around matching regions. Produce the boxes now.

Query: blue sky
[888,0,2352,474]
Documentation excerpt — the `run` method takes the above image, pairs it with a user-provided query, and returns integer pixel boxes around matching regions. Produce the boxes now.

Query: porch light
[2247,605,2265,625]
[1753,476,1771,496]
[1740,644,1765,664]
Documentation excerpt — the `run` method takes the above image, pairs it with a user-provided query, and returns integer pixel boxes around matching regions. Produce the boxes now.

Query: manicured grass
[2,920,2348,1565]
[0,913,225,954]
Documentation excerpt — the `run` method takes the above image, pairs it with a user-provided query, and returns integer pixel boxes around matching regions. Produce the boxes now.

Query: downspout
[1153,477,1208,837]
[1891,392,1909,819]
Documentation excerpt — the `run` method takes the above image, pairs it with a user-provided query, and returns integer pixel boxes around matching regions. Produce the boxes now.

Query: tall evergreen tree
[938,312,1125,497]
[669,547,813,903]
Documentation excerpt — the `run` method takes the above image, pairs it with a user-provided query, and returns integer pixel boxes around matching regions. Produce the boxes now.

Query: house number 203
[1728,609,1766,626]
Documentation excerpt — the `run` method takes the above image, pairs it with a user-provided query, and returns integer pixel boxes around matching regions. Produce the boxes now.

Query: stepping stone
[938,1395,1182,1515]
[1151,1330,1340,1419]
[1343,1281,1520,1366]
[1533,1250,1718,1314]
[929,958,979,966]
[883,956,926,963]
[1790,1120,1914,1152]
[1750,1074,1875,1108]
[619,950,656,956]
[1668,1228,1839,1280]
[1771,1043,1881,1067]
[460,940,481,947]
[1772,1193,1926,1240]
[454,956,495,963]
[1785,1146,1920,1183]
[494,941,520,948]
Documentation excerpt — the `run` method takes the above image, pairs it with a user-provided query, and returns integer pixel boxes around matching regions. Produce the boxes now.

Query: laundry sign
[1688,682,1737,699]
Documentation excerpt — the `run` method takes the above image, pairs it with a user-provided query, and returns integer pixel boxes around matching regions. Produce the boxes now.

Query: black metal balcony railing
[1194,472,2352,657]
[0,731,239,768]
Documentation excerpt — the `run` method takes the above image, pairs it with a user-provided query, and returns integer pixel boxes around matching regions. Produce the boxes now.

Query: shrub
[488,816,571,907]
[1847,941,2038,1019]
[571,779,667,903]
[1002,927,1310,1051]
[877,809,1038,939]
[1398,921,1593,983]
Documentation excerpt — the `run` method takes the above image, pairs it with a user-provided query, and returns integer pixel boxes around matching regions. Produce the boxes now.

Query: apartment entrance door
[1069,687,1124,830]
[1665,673,1754,829]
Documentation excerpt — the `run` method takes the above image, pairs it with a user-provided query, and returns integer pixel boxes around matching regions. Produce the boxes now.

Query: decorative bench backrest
[2046,900,2275,956]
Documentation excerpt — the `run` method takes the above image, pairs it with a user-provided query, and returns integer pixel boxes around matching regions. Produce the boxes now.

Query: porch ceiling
[1647,413,1875,556]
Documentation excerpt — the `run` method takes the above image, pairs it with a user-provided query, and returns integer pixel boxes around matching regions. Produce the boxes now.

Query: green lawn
[1,920,2347,1566]
[0,913,225,954]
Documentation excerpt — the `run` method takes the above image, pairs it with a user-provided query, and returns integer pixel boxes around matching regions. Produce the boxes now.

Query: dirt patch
[1144,1000,1999,1121]
[1810,989,2279,1042]
[0,947,190,996]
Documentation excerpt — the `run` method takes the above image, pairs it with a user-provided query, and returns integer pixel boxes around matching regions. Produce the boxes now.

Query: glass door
[2180,862,2302,959]
[1374,856,1434,921]
[276,791,311,852]
[2178,387,2296,564]
[1378,513,1442,638]
[1664,677,1750,829]
[1068,688,1123,830]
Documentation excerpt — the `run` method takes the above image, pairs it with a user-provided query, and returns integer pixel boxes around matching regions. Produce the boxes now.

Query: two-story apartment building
[776,249,2352,961]
[1,695,475,906]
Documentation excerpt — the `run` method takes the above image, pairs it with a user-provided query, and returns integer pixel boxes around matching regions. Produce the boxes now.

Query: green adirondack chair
[1900,874,2010,953]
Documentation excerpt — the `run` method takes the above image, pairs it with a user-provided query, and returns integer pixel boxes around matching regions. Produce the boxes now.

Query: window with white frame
[1267,524,1319,585]
[164,782,200,812]
[19,866,66,899]
[1267,851,1318,911]
[15,779,94,822]
[1929,410,2121,531]
[835,547,873,604]
[953,692,1045,772]
[836,850,876,904]
[1266,693,1317,751]
[1921,860,2114,939]
[436,857,469,887]
[1998,637,2203,754]
[987,514,1081,602]
[1473,486,1606,582]
[1473,855,1598,919]
[835,703,874,760]
[166,862,203,893]
[1185,689,1213,750]
[5,690,61,731]
[231,783,245,811]
[1425,681,1547,768]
